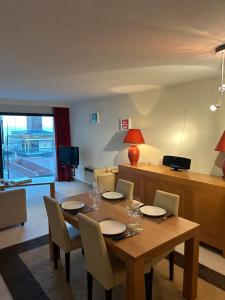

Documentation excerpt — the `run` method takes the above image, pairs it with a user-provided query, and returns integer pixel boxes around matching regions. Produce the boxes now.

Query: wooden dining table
[58,193,200,300]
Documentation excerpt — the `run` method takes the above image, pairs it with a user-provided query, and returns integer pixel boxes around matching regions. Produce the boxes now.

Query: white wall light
[210,44,225,111]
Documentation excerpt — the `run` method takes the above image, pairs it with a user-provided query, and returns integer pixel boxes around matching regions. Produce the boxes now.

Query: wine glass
[92,182,103,196]
[126,199,141,230]
[126,199,140,216]
[89,189,101,209]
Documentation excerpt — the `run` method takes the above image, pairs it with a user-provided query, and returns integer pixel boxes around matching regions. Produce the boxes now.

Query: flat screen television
[59,146,79,167]
[162,155,191,171]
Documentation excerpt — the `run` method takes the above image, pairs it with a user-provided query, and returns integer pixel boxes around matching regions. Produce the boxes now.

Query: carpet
[0,235,225,300]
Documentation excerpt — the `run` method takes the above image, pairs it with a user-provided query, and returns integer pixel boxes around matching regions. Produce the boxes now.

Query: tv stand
[60,164,76,181]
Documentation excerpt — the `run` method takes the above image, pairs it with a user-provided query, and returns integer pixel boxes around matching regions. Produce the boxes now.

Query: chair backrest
[96,173,115,192]
[93,168,107,182]
[153,190,180,216]
[115,179,134,199]
[77,213,114,290]
[44,196,71,251]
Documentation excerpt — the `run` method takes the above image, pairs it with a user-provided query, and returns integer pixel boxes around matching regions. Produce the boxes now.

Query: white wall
[70,78,225,182]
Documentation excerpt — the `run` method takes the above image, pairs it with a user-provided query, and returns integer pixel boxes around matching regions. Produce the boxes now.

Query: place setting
[139,205,171,223]
[98,199,145,241]
[99,219,137,241]
[101,191,125,201]
[61,200,93,215]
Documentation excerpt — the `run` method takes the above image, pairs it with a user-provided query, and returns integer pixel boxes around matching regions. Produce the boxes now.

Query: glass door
[0,114,56,182]
[0,117,3,178]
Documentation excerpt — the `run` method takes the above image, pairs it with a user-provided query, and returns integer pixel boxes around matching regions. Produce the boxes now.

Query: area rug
[0,235,225,300]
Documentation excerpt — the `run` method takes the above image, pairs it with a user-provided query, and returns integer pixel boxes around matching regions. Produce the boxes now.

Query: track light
[210,44,225,111]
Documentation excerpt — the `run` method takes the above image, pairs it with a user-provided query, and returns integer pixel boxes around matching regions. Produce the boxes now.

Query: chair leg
[53,242,59,269]
[82,247,84,256]
[105,289,112,300]
[169,251,175,281]
[145,268,153,300]
[87,272,93,300]
[65,252,70,283]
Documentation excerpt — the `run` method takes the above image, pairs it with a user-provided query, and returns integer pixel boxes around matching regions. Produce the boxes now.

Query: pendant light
[210,44,225,111]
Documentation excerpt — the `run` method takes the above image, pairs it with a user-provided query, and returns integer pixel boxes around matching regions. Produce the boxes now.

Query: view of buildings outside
[1,115,56,180]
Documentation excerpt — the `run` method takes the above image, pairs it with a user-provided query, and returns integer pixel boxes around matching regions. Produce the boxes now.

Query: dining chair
[115,179,134,199]
[44,196,82,283]
[153,190,180,281]
[94,168,116,193]
[77,213,153,300]
[96,173,115,193]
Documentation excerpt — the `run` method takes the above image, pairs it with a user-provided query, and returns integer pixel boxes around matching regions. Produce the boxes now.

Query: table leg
[126,259,145,300]
[50,182,55,198]
[183,232,199,300]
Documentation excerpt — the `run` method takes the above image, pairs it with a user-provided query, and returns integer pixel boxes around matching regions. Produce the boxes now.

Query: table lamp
[123,129,145,166]
[215,130,225,177]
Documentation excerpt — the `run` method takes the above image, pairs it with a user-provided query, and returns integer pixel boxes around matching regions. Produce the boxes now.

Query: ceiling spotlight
[210,43,225,111]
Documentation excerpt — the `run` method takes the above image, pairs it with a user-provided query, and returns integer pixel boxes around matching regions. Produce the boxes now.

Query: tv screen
[59,146,79,167]
[162,155,191,171]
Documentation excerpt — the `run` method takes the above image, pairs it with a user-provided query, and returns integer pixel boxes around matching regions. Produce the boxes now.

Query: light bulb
[210,104,217,111]
[210,104,220,111]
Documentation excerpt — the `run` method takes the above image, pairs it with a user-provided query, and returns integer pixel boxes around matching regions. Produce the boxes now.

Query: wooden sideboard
[118,163,225,256]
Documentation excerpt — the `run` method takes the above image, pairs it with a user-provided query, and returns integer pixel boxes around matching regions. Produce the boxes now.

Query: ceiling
[0,0,225,103]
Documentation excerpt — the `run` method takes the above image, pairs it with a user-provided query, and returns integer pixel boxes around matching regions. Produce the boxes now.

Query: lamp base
[128,145,140,166]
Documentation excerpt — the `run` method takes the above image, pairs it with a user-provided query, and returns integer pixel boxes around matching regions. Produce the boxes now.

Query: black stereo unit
[162,155,191,171]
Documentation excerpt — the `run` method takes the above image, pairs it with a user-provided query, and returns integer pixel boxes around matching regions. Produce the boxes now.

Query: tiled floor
[176,243,225,276]
[0,180,224,298]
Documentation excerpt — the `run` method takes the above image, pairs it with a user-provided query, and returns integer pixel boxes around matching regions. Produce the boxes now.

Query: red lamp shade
[123,129,145,166]
[215,131,225,152]
[123,129,145,144]
[215,131,225,177]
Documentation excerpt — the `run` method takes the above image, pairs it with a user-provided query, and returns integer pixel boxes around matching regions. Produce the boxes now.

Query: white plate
[61,200,85,210]
[140,205,166,217]
[102,192,124,200]
[100,220,126,235]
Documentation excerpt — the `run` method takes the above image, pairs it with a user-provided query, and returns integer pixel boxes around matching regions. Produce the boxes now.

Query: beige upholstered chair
[93,167,116,193]
[115,179,134,199]
[152,190,180,282]
[44,196,82,283]
[0,189,27,229]
[96,173,115,193]
[153,190,179,217]
[77,213,153,300]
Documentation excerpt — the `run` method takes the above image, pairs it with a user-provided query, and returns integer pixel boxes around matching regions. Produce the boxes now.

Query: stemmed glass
[89,182,102,209]
[126,199,143,232]
[92,182,103,196]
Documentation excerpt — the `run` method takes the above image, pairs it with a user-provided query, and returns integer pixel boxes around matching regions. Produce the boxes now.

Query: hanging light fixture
[210,43,225,111]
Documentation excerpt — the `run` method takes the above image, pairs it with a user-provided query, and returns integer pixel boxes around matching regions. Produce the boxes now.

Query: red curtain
[53,107,72,181]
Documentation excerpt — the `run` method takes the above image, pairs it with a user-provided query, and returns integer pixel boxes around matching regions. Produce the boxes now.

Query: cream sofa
[0,189,27,229]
